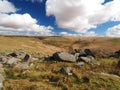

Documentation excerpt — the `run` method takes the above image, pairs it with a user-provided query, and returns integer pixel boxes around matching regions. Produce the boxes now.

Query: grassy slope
[0,36,120,90]
[0,36,120,54]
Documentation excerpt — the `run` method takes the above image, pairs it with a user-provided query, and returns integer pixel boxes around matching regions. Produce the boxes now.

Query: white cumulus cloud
[46,0,120,34]
[0,0,55,36]
[106,24,120,37]
[0,0,16,13]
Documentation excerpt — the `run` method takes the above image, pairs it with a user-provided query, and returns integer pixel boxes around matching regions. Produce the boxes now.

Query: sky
[0,0,120,37]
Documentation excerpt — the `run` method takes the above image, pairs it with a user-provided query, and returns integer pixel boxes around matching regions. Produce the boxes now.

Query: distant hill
[0,36,120,57]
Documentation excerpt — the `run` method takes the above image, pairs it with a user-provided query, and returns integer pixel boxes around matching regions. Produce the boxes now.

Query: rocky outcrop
[9,51,31,62]
[53,52,76,62]
[110,50,120,58]
[79,56,94,64]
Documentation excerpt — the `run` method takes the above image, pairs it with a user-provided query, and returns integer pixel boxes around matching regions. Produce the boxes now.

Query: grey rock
[0,74,5,90]
[53,52,76,62]
[23,54,31,62]
[75,53,80,60]
[9,51,31,62]
[59,66,73,76]
[80,56,94,64]
[6,57,21,66]
[79,50,86,56]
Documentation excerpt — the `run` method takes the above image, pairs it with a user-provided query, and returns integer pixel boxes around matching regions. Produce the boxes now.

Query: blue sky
[0,0,120,37]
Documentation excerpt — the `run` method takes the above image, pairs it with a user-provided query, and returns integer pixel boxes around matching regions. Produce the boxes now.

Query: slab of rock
[9,51,31,62]
[80,56,94,64]
[53,52,76,62]
[6,57,21,66]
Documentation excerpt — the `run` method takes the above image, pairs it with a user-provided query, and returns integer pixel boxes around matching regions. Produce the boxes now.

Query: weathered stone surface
[59,66,73,76]
[9,51,31,61]
[80,56,94,64]
[53,52,76,62]
[6,57,21,66]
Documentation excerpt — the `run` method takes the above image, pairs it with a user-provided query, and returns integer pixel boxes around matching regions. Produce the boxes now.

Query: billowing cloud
[46,0,120,34]
[0,0,16,13]
[0,0,54,36]
[106,24,120,37]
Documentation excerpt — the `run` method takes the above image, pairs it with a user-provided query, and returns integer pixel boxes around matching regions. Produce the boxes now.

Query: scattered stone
[59,66,73,76]
[53,52,76,62]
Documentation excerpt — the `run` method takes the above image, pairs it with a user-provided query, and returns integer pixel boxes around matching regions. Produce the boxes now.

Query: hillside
[0,36,120,90]
[0,36,120,56]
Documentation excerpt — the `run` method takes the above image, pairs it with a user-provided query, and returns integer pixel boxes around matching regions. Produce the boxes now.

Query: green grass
[3,59,120,90]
